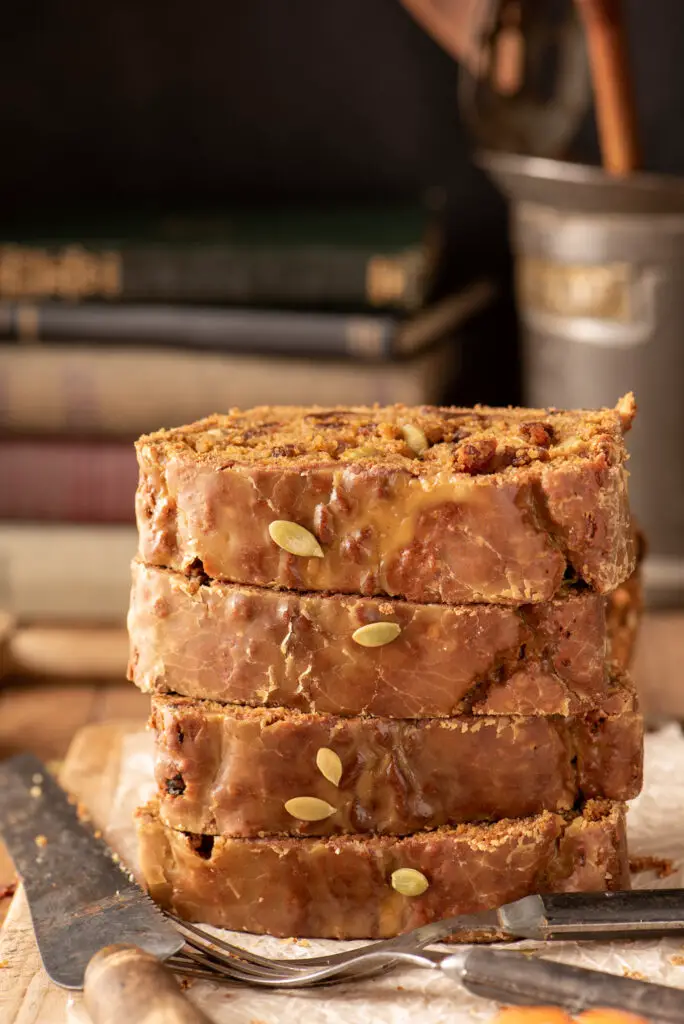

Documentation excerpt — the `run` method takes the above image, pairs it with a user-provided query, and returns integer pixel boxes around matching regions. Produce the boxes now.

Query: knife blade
[0,753,211,1024]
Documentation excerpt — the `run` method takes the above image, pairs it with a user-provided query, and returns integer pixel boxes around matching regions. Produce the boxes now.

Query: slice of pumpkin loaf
[129,560,635,717]
[135,397,636,605]
[136,799,629,940]
[150,676,642,837]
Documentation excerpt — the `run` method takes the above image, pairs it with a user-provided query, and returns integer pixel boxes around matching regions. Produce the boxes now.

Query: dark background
[3,0,682,402]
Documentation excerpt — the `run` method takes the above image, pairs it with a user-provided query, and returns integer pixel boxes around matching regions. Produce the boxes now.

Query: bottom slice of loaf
[137,799,628,940]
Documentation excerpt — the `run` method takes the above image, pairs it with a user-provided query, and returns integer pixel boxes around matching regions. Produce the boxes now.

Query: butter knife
[0,752,211,1024]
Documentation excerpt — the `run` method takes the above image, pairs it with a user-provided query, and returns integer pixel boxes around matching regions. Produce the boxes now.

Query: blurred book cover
[0,204,441,310]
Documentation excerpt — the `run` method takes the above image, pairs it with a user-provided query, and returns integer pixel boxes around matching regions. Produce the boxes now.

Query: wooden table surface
[0,611,681,930]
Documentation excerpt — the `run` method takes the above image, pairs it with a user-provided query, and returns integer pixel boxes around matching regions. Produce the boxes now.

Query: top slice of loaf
[136,396,636,604]
[138,397,636,473]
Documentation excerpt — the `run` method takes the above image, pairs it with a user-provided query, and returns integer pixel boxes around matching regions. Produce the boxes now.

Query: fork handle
[505,890,684,940]
[447,948,684,1022]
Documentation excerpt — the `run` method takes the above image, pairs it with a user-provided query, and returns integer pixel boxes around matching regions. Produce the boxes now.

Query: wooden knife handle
[84,944,213,1024]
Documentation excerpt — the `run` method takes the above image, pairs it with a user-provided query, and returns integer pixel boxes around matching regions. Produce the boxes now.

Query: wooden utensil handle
[459,948,684,1021]
[84,945,213,1024]
[575,0,641,175]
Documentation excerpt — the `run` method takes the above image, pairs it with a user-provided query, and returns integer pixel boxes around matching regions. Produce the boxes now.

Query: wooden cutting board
[0,720,140,1024]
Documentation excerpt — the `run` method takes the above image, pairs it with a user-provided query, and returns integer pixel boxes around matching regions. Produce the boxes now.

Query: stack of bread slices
[128,397,643,940]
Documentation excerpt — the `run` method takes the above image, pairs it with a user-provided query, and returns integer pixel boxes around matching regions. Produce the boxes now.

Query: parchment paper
[67,725,684,1023]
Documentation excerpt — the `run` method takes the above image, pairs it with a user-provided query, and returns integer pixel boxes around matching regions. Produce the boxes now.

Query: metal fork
[163,918,684,1021]
[166,909,473,977]
[167,916,427,986]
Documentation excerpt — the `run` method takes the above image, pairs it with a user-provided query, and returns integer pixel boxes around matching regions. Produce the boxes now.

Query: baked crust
[606,525,645,669]
[128,561,635,717]
[135,399,636,604]
[136,799,629,939]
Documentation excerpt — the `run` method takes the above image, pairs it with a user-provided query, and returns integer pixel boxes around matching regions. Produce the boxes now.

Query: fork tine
[168,952,242,980]
[172,939,442,989]
[177,943,298,985]
[167,913,305,972]
[172,919,416,983]
[177,928,398,985]
[180,932,302,980]
[178,943,258,981]
[180,948,438,989]
[166,909,458,973]
[167,955,366,990]
[167,960,219,980]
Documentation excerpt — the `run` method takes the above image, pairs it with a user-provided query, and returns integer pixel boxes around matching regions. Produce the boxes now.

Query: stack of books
[0,202,493,652]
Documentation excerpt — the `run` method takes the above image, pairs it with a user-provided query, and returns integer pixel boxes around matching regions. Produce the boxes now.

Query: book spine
[0,243,425,310]
[0,301,396,360]
[5,624,129,679]
[0,439,138,523]
[0,344,453,436]
[0,523,137,622]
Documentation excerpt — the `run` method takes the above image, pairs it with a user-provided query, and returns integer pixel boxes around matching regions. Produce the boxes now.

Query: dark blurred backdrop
[3,0,684,404]
[4,4,684,196]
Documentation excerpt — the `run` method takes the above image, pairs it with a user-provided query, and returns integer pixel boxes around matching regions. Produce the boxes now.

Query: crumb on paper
[250,1019,270,1024]
[34,835,48,848]
[670,955,684,966]
[629,854,676,878]
[93,829,102,839]
[298,939,311,947]
[0,960,9,969]
[396,985,405,991]
[280,937,296,945]
[76,801,91,823]
[623,968,647,980]
[29,786,42,799]
[179,978,195,990]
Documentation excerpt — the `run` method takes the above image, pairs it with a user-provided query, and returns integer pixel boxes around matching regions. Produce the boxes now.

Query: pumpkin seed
[390,868,429,896]
[284,796,336,821]
[342,445,378,459]
[316,747,343,787]
[401,423,429,456]
[352,621,401,647]
[269,520,324,558]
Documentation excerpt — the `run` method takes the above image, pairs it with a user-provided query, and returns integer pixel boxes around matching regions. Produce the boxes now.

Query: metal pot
[479,151,684,607]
